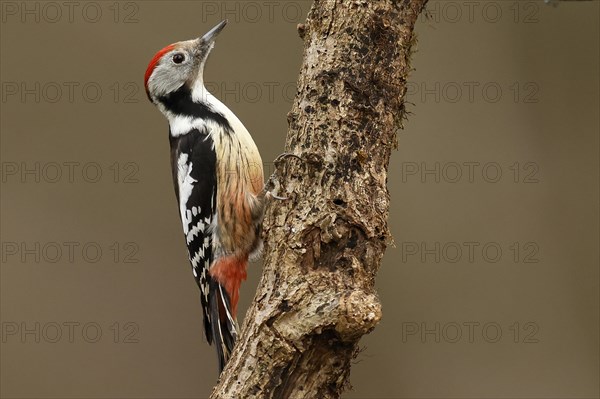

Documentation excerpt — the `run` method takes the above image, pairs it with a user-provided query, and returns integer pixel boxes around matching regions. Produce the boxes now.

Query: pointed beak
[200,20,228,45]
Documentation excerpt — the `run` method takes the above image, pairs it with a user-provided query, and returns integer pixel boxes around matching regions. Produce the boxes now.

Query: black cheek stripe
[158,85,233,134]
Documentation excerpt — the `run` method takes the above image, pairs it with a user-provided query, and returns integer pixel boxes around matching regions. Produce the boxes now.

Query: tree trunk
[210,0,428,397]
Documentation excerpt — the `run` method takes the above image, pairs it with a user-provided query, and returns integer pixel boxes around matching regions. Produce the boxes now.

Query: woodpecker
[144,20,265,373]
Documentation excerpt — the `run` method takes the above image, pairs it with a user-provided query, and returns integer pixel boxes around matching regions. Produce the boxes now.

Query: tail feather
[208,279,238,373]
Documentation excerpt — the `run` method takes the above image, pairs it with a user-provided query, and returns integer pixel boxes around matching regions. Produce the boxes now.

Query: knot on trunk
[335,290,382,340]
[272,288,382,347]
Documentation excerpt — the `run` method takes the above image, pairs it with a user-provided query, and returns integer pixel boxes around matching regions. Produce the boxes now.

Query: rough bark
[210,1,428,398]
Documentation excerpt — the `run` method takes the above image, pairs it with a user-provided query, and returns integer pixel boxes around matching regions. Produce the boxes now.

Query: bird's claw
[266,191,287,201]
[273,152,302,165]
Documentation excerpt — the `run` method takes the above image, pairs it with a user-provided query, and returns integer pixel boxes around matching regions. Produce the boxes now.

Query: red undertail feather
[209,255,248,316]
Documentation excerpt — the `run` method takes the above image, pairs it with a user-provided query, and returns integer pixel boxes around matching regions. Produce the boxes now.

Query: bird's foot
[273,152,303,165]
[266,191,287,201]
[261,153,302,201]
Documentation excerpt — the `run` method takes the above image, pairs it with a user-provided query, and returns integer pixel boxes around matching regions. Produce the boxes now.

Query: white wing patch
[177,153,196,235]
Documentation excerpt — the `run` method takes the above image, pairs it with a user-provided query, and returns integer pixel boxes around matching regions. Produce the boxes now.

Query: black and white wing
[169,128,236,371]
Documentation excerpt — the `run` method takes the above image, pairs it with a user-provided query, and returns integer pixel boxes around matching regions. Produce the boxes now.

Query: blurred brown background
[1,1,598,398]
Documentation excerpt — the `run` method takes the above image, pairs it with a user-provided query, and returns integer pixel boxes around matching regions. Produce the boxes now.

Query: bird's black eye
[172,53,185,64]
